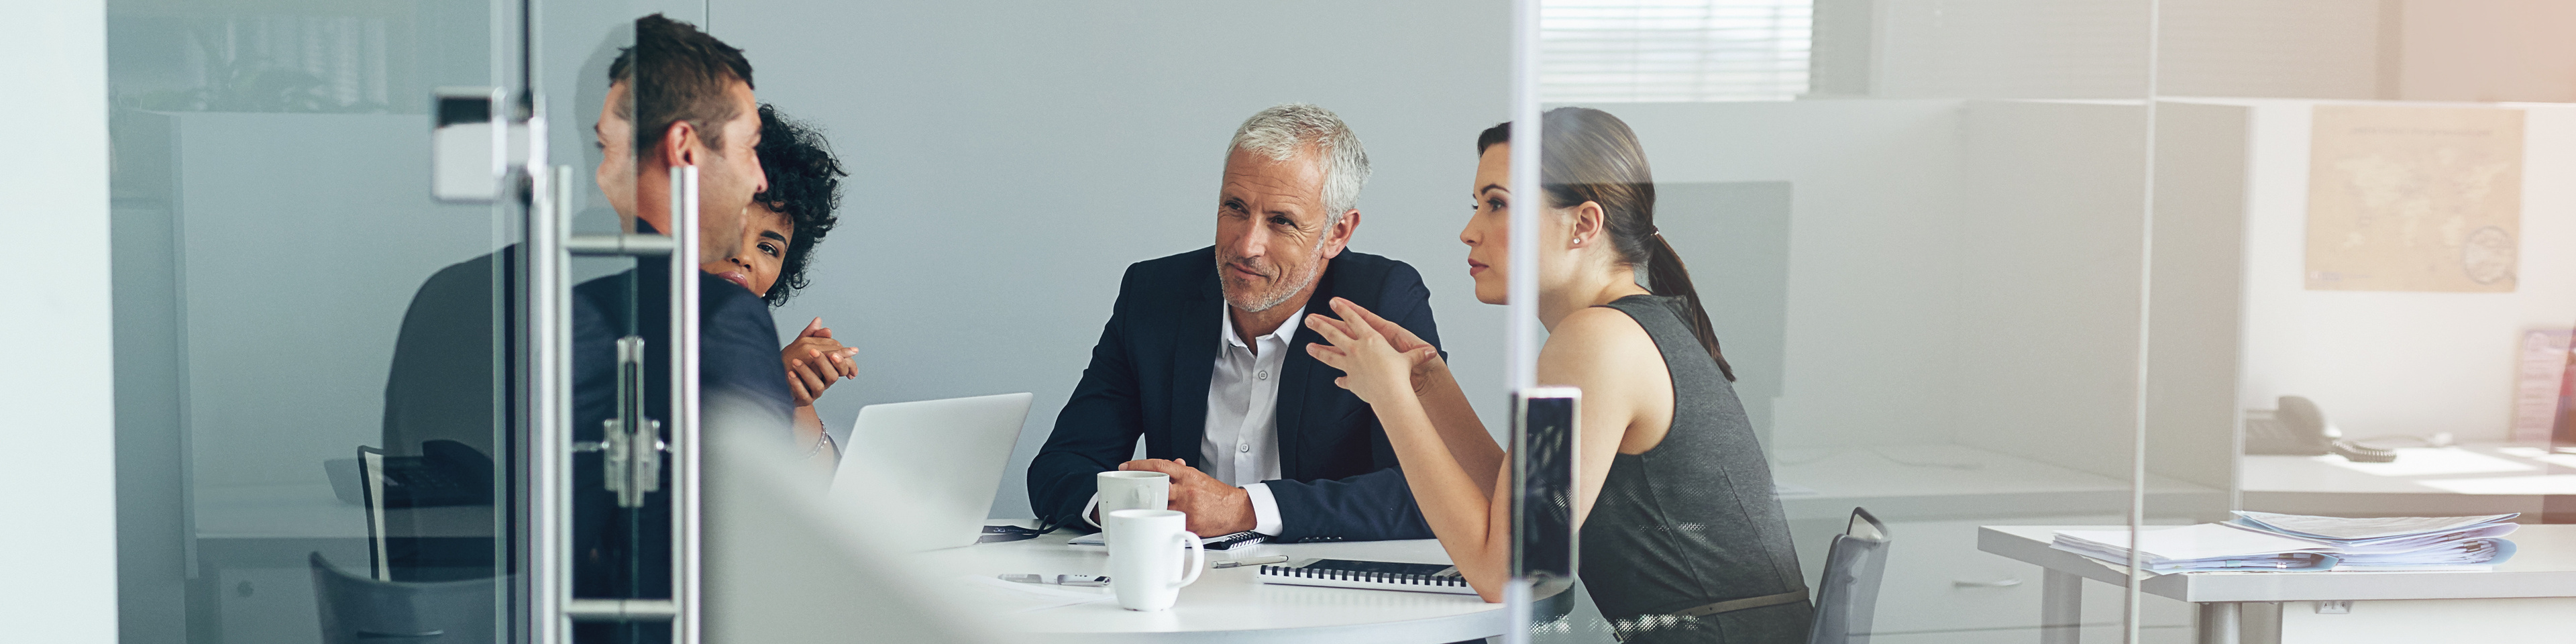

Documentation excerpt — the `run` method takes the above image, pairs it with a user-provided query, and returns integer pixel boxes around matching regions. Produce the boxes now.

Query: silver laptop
[828,392,1034,549]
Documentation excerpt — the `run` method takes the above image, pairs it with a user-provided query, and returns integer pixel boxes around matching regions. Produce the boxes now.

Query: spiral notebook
[1255,558,1477,595]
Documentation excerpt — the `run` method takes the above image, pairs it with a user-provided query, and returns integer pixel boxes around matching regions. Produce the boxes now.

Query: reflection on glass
[107,0,514,641]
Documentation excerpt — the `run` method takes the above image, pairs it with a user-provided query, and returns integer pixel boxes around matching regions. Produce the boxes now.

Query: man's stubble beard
[1221,241,1329,314]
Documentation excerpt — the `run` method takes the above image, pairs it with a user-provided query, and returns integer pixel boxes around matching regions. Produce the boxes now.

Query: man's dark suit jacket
[1029,247,1440,542]
[379,243,792,597]
[565,261,795,598]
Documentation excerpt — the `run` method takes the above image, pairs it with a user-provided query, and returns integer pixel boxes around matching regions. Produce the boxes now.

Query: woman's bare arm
[1339,303,1504,492]
[1305,300,1659,601]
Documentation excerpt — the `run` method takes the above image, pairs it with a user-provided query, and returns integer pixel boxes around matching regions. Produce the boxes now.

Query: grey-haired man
[1027,104,1443,542]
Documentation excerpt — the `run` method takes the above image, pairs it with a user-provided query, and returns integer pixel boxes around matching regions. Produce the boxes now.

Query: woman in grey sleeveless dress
[1303,107,1809,643]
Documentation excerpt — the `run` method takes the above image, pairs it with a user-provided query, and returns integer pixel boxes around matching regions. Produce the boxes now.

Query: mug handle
[1172,531,1205,589]
[1080,493,1100,527]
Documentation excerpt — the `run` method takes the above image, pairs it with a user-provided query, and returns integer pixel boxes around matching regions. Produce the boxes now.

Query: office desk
[2241,443,2576,519]
[1768,444,2221,522]
[919,525,1505,644]
[1979,525,2576,644]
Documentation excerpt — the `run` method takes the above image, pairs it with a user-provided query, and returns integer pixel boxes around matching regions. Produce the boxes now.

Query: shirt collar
[1221,306,1307,350]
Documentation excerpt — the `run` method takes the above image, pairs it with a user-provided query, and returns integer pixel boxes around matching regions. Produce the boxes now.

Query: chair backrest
[1808,507,1890,644]
[356,446,391,581]
[310,551,498,644]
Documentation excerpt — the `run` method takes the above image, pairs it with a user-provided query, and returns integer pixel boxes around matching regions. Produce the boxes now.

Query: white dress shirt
[1201,308,1301,536]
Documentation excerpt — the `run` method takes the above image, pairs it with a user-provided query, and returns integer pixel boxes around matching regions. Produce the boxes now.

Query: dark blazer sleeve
[1027,266,1152,529]
[1259,260,1442,542]
[697,274,796,440]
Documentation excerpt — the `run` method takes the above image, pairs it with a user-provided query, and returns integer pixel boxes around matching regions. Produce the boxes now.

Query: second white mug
[1083,470,1170,543]
[1105,508,1204,611]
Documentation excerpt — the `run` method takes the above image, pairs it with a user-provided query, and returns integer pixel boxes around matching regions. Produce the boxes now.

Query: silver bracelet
[805,419,836,459]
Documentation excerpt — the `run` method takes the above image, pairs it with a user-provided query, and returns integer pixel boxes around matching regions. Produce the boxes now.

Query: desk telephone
[2246,395,2397,462]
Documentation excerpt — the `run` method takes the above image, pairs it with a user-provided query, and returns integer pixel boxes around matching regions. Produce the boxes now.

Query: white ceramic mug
[1082,470,1171,541]
[1104,508,1204,611]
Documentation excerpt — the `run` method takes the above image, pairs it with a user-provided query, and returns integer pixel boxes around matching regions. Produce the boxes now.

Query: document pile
[2226,511,2518,570]
[2050,524,2340,573]
[2048,512,2519,574]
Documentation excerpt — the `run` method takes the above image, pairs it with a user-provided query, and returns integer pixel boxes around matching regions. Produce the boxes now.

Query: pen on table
[1000,574,1110,586]
[1213,555,1290,569]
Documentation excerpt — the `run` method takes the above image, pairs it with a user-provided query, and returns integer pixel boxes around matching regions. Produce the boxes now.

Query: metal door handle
[1953,578,2023,588]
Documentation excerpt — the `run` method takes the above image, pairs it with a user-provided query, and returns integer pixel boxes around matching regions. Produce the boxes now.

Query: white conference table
[913,523,1506,644]
[1978,524,2576,644]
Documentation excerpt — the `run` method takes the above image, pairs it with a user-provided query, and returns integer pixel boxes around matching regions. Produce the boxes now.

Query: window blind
[1543,0,1814,103]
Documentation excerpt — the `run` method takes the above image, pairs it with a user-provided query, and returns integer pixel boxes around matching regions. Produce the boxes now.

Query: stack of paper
[2226,511,2518,570]
[2050,524,2341,574]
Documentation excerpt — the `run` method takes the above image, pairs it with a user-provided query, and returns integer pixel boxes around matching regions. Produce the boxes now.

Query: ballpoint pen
[1212,555,1291,569]
[1000,574,1110,586]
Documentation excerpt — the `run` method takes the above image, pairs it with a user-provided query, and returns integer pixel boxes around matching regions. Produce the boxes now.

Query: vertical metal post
[1504,2,1543,643]
[523,125,568,644]
[2197,602,2241,644]
[2042,568,2082,644]
[667,164,702,644]
[1505,0,1542,393]
[2129,2,2167,643]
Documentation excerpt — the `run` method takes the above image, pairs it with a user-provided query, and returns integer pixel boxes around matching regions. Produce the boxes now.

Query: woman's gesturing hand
[1303,297,1440,406]
[782,317,859,407]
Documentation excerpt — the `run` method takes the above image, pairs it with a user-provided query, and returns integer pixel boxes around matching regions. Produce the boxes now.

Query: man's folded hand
[1118,458,1256,536]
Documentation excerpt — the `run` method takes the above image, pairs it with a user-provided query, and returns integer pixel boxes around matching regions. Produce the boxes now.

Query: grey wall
[1951,99,2148,481]
[1587,99,2194,484]
[2147,101,2253,503]
[709,0,1513,517]
[170,113,504,494]
[1599,99,1969,449]
[1656,182,1794,455]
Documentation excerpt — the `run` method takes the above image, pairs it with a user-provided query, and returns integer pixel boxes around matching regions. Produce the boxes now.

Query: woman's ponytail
[1642,231,1733,382]
[1491,107,1739,382]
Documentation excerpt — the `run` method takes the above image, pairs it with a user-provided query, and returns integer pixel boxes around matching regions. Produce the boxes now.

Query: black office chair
[1807,507,1890,644]
[309,552,498,644]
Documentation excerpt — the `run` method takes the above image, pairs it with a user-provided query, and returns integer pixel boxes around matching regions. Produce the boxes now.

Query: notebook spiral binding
[1254,565,1475,594]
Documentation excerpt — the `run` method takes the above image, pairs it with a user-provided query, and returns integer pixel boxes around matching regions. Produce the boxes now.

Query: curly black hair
[751,103,847,306]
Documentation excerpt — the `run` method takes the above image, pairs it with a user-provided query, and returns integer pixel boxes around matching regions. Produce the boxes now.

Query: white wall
[0,0,117,641]
[711,0,1511,517]
[2231,99,2576,441]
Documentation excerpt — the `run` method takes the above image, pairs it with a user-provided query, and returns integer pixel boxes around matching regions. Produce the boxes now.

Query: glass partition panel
[1517,1,2180,642]
[109,0,522,641]
[2146,2,2576,640]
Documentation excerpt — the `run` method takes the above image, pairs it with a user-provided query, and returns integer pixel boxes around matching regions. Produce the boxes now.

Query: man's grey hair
[1227,103,1371,226]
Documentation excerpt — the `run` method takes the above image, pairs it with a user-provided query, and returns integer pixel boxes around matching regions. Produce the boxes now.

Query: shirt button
[1257,370,1268,380]
[1238,443,1250,453]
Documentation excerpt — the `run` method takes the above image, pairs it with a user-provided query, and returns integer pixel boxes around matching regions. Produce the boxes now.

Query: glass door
[109,0,527,642]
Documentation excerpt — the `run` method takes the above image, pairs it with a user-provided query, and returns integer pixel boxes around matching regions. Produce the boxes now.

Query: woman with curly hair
[700,103,851,463]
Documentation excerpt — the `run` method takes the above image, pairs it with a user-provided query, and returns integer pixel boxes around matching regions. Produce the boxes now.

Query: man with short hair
[1028,104,1441,542]
[566,13,795,605]
[376,14,795,608]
